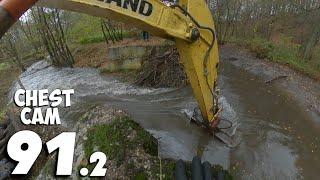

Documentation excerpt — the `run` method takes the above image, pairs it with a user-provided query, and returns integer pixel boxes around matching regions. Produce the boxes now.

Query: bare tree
[31,7,74,67]
[208,0,320,44]
[100,19,124,44]
[18,15,41,54]
[2,26,26,71]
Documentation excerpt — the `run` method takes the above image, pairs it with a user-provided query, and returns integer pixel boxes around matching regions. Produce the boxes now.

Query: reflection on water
[10,60,320,179]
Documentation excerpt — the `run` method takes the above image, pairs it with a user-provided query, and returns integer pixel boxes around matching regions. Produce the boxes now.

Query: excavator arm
[0,0,220,128]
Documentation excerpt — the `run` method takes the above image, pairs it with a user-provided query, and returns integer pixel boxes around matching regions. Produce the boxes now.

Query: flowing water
[10,60,320,179]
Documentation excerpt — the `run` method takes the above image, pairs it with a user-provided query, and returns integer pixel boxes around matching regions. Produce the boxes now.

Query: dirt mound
[134,48,188,88]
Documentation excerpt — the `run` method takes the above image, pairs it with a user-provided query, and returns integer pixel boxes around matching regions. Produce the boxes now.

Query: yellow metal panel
[176,0,219,124]
[39,0,192,40]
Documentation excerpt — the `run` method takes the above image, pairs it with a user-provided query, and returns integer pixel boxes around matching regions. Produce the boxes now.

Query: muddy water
[11,60,320,179]
[221,62,320,179]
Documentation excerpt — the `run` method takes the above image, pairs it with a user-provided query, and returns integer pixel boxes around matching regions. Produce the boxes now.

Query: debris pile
[134,48,188,88]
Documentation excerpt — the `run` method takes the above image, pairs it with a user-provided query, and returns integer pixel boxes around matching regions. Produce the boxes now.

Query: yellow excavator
[0,0,224,136]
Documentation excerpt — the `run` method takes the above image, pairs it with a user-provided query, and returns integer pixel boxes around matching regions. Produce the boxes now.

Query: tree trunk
[32,7,74,67]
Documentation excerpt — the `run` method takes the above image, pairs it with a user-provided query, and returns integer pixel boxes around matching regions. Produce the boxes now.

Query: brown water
[221,62,320,179]
[11,60,320,179]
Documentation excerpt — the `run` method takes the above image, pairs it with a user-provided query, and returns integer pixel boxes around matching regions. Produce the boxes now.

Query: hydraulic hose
[202,161,213,180]
[174,160,188,180]
[191,156,204,180]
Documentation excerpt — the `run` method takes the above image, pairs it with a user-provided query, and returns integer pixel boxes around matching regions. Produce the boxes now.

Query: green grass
[134,172,148,180]
[228,35,320,79]
[67,14,101,43]
[311,45,320,71]
[84,116,158,165]
[0,110,5,124]
[78,35,105,44]
[0,62,10,72]
[82,116,163,178]
[78,30,131,44]
[66,13,131,44]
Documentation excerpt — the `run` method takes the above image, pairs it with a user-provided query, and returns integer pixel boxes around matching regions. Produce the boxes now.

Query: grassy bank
[82,116,232,179]
[228,36,320,80]
[66,13,132,45]
[82,116,170,179]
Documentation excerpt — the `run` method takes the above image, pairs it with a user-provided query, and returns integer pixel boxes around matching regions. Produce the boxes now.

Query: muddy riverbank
[220,44,320,126]
[220,45,320,179]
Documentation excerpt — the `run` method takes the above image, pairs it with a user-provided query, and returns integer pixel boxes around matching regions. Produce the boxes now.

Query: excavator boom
[0,0,219,128]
